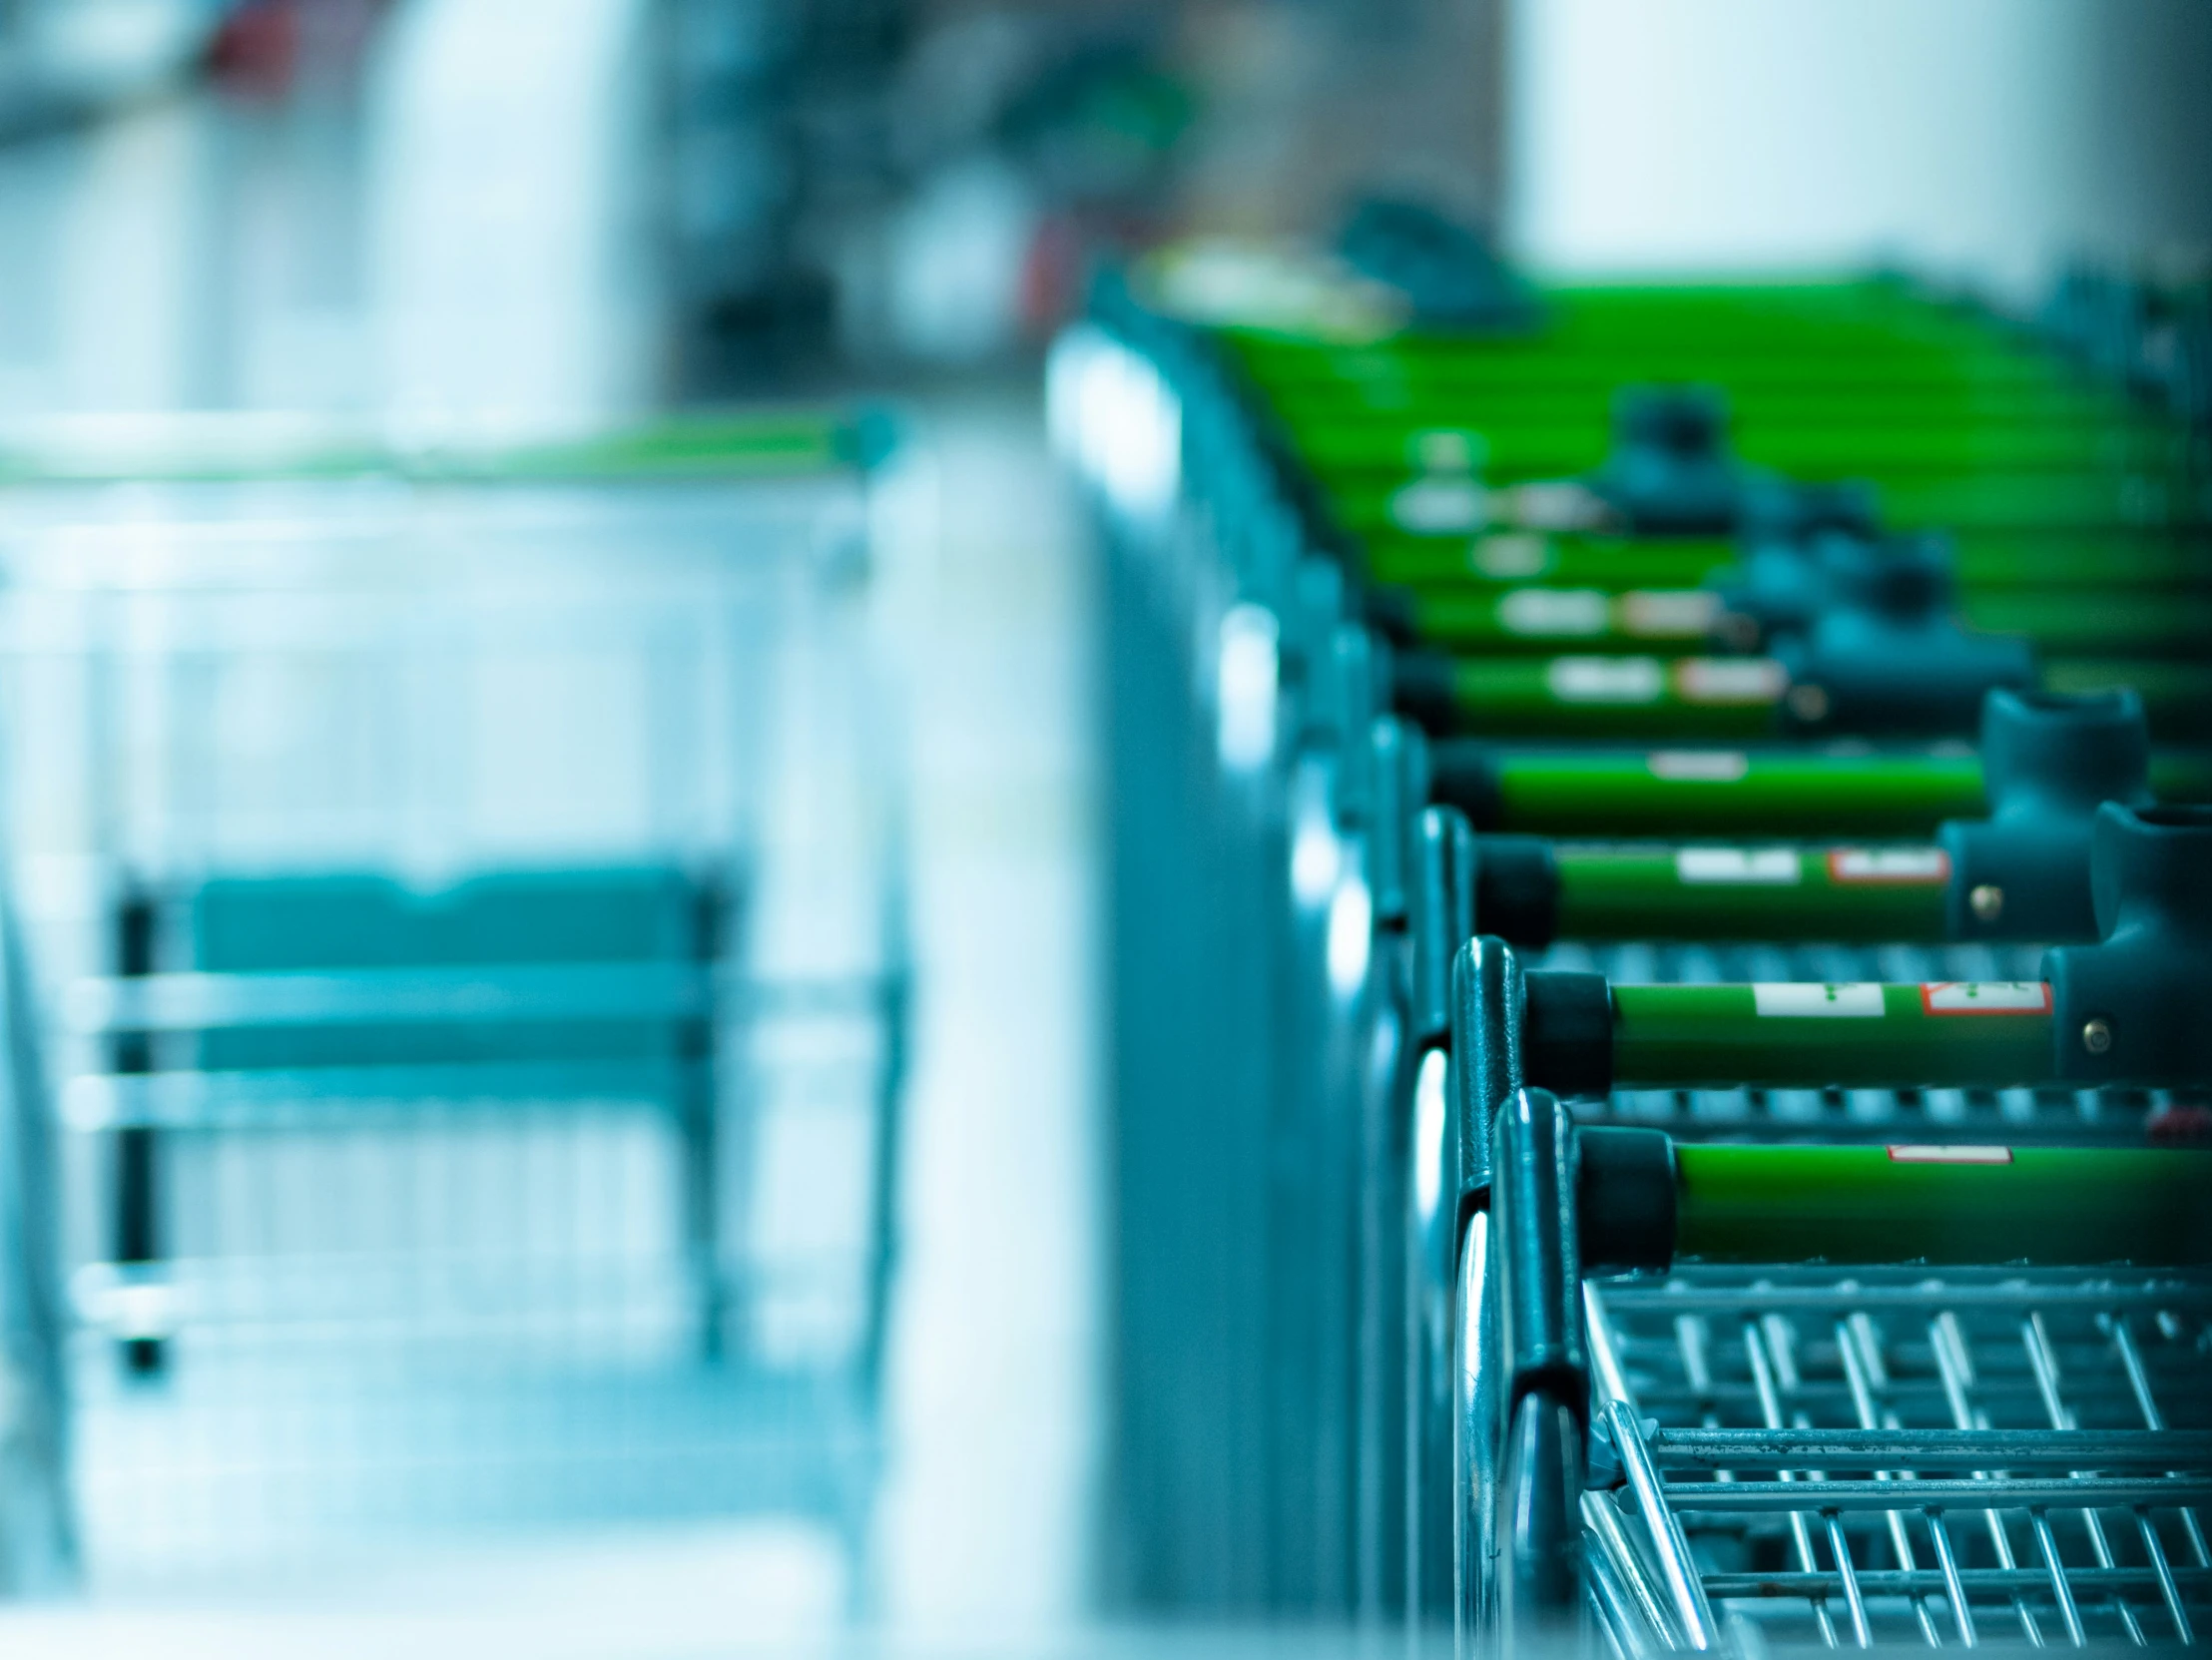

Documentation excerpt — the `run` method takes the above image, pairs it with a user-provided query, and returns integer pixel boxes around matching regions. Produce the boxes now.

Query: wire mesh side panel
[0,476,906,1587]
[1584,1271,2212,1652]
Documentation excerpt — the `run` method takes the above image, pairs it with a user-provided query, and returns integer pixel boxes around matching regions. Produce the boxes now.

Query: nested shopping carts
[1061,212,2212,1648]
[0,414,908,1588]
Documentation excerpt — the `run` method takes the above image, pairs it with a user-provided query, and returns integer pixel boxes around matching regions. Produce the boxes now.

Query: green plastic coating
[1489,750,1986,835]
[1553,845,1950,941]
[1671,1144,2212,1267]
[1402,580,2210,655]
[1366,528,2208,601]
[1453,657,1784,739]
[1609,982,2055,1088]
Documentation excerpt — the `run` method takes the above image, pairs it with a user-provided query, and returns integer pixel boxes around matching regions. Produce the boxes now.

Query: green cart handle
[1491,840,1953,944]
[1395,648,2212,744]
[1428,741,2212,836]
[1576,1128,2212,1271]
[1529,976,2066,1092]
[1514,803,2212,1093]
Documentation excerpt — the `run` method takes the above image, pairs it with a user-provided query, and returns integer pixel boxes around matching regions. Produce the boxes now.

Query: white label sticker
[1498,588,1610,637]
[1621,589,1721,638]
[1647,750,1750,783]
[1411,428,1483,472]
[1389,477,1488,534]
[1676,848,1803,885]
[1829,847,1951,884]
[1753,983,1886,1017]
[1508,480,1609,531]
[1888,1145,2014,1164]
[1921,981,2051,1015]
[1471,533,1554,580]
[1547,656,1664,704]
[1674,658,1788,705]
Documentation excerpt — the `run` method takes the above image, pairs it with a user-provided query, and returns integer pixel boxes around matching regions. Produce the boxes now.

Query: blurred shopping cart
[0,415,909,1589]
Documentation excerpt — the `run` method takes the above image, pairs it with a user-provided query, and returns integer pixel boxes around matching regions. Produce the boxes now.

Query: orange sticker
[1919,981,2051,1016]
[1828,848,1950,885]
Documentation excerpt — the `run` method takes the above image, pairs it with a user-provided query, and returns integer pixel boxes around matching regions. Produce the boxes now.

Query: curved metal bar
[1499,1389,1586,1638]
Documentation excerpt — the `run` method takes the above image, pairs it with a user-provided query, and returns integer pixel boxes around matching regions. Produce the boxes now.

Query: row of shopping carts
[0,413,908,1590]
[1061,214,2212,1650]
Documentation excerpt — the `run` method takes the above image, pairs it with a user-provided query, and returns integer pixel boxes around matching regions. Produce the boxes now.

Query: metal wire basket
[1584,1269,2212,1652]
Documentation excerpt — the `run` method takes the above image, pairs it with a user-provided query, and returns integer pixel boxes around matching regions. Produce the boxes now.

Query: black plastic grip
[1521,970,1614,1100]
[1426,739,1502,830]
[1473,835,1560,947]
[1574,1127,1677,1275]
[1390,649,1464,739]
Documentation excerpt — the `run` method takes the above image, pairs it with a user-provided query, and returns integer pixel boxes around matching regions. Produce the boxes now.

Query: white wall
[1505,0,2212,293]
[366,0,658,424]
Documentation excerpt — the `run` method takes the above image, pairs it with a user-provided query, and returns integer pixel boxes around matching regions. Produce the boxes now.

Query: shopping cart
[1451,799,2212,1651]
[0,416,909,1589]
[1072,234,2212,1641]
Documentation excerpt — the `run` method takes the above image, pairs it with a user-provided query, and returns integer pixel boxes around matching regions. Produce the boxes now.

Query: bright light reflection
[1290,812,1340,906]
[1072,341,1181,521]
[1216,603,1279,772]
[1327,874,1373,997]
[1412,1046,1448,1223]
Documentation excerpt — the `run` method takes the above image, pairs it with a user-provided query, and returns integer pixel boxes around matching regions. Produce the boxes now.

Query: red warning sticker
[1887,1145,2014,1164]
[1919,981,2051,1016]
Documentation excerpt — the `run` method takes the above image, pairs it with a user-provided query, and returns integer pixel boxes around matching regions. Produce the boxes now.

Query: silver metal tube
[1663,1476,2212,1512]
[1454,1208,1496,1652]
[1646,1428,2212,1470]
[1605,1399,1717,1651]
[1583,1487,1680,1651]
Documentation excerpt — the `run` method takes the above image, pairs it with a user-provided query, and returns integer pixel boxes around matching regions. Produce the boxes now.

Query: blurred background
[0,0,2203,1653]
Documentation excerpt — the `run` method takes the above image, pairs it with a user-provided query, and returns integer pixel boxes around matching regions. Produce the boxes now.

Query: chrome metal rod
[1664,1476,2212,1512]
[1647,1428,2212,1471]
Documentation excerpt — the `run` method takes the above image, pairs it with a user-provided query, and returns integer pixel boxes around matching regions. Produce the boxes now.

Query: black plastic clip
[2044,804,2212,1086]
[1939,689,2153,941]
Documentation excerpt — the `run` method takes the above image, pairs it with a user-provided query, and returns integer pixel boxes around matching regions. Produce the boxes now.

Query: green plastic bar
[1365,528,2211,596]
[1962,591,2212,654]
[2150,750,2212,802]
[1451,656,1786,739]
[1442,654,2212,742]
[1328,468,2207,534]
[1276,420,2192,483]
[1413,587,1722,654]
[1484,748,2212,836]
[1671,1144,2212,1267]
[2047,660,2212,740]
[1609,981,2055,1088]
[1488,750,1982,834]
[1554,845,1950,941]
[1288,417,2189,475]
[1366,534,1732,592]
[1407,584,2207,656]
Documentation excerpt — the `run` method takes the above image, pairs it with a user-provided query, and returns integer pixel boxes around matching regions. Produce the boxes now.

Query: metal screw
[2082,1018,2113,1055]
[1787,683,1831,723]
[1968,884,2004,922]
